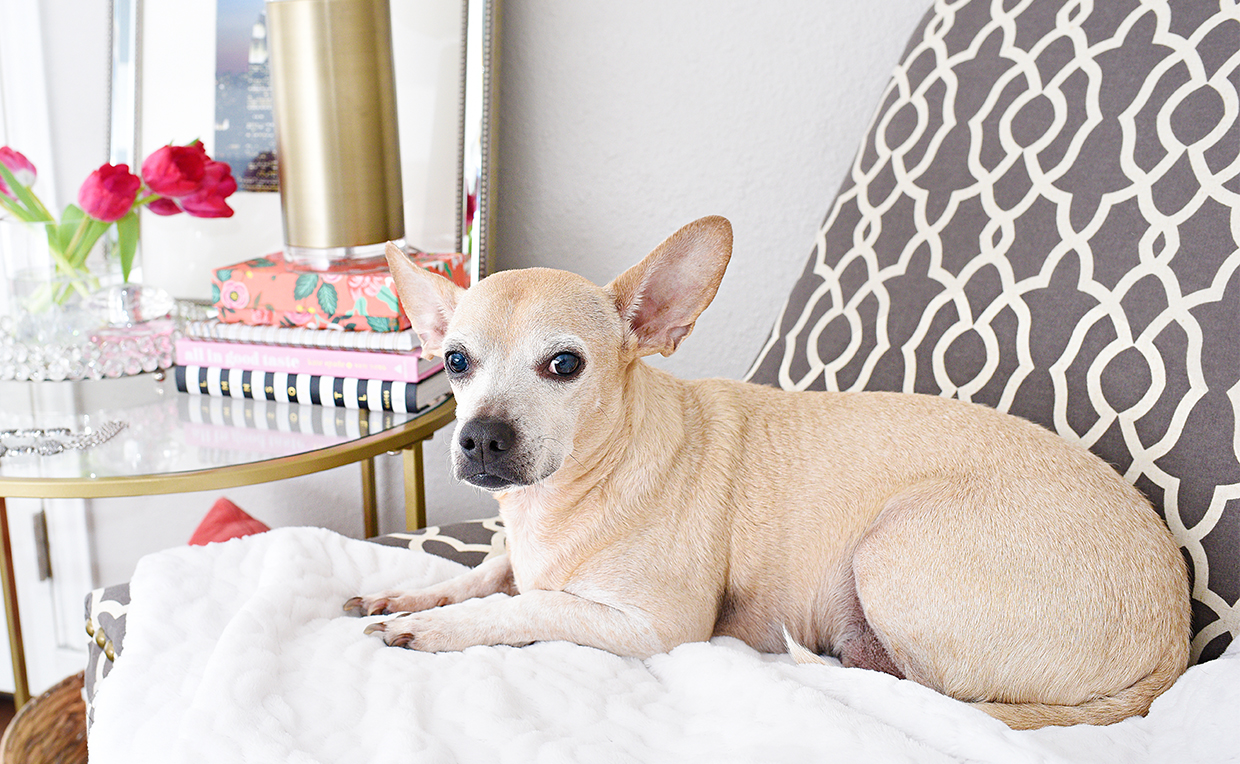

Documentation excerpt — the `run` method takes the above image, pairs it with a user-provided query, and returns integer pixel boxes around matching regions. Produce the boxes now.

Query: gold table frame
[0,396,455,707]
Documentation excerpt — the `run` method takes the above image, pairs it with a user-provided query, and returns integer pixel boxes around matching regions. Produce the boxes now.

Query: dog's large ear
[607,215,732,357]
[384,241,464,360]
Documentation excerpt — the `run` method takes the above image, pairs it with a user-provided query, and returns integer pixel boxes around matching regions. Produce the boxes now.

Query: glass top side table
[0,372,456,706]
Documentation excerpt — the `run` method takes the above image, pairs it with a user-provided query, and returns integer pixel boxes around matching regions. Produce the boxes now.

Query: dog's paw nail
[389,633,414,648]
[344,596,363,613]
[363,600,392,616]
[363,622,386,636]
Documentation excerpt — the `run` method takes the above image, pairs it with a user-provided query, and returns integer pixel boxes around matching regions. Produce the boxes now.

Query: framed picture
[213,0,278,193]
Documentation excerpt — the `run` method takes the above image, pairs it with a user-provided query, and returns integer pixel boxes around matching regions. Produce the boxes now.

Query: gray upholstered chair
[746,0,1238,664]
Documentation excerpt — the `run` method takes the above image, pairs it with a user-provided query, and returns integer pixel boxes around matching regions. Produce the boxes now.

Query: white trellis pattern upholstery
[747,0,1240,662]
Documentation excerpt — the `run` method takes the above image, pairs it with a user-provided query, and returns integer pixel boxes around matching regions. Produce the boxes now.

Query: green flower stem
[0,162,53,222]
[21,266,98,313]
[3,166,160,301]
[0,192,32,221]
[63,217,90,265]
[44,238,78,274]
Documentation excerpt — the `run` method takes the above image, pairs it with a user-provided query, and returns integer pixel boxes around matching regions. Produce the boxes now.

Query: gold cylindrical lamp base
[267,0,404,268]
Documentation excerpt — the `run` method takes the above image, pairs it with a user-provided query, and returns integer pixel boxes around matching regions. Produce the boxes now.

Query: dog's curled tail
[967,650,1186,730]
[782,626,831,666]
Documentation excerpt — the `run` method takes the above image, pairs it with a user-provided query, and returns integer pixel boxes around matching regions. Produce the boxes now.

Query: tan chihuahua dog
[349,216,1190,729]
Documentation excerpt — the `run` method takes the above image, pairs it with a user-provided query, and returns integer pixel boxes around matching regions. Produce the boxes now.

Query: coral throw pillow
[188,497,270,546]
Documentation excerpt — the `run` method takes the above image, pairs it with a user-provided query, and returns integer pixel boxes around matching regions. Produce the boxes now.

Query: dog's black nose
[457,419,521,489]
[458,418,516,461]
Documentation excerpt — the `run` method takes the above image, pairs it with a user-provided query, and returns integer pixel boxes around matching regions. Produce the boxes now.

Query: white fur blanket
[88,527,1240,763]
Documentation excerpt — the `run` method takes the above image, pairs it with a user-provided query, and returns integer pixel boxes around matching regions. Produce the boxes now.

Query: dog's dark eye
[445,351,470,375]
[548,352,581,377]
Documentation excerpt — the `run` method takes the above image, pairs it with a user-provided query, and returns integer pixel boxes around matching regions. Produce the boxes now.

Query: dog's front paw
[344,589,451,617]
[363,610,478,652]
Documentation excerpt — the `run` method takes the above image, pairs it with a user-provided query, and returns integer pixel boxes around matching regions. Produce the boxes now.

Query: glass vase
[0,219,177,381]
[0,220,102,379]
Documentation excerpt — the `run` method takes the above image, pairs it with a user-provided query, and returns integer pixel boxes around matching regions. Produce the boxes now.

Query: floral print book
[211,251,469,332]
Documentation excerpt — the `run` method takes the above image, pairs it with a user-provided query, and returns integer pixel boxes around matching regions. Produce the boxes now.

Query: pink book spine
[175,338,441,383]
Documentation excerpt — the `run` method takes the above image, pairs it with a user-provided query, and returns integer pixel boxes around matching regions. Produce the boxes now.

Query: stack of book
[173,250,466,413]
[173,327,450,414]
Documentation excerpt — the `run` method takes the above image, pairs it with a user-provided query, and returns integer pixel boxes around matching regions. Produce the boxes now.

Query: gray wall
[424,0,931,522]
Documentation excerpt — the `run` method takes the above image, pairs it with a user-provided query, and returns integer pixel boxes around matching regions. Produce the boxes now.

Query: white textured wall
[423,0,931,522]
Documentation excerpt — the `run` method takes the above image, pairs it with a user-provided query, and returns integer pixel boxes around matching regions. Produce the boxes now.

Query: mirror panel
[460,0,499,281]
[109,0,497,295]
[108,0,140,169]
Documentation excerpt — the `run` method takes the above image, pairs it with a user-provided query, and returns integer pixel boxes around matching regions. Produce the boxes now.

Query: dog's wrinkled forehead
[448,268,624,353]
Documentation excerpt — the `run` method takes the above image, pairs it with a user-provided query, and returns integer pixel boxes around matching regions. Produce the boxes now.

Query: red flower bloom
[180,160,237,218]
[78,163,141,222]
[0,146,36,198]
[147,196,183,216]
[137,142,236,217]
[141,142,208,197]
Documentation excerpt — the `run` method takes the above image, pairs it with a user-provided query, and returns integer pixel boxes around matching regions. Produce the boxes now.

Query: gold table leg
[0,498,29,707]
[403,441,427,531]
[360,457,378,538]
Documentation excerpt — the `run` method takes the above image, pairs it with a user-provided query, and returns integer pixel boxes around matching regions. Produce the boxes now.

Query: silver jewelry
[0,421,128,457]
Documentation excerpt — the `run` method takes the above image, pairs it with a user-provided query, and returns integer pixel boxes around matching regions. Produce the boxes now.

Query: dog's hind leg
[835,579,905,679]
[783,574,905,678]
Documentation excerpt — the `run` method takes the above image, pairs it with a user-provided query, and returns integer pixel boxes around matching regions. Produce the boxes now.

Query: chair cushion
[747,0,1240,662]
[367,516,507,568]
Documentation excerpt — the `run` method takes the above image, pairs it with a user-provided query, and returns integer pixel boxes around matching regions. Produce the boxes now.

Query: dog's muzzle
[456,417,527,490]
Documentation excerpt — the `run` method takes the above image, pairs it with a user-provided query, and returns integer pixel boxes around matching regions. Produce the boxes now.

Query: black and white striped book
[174,365,451,413]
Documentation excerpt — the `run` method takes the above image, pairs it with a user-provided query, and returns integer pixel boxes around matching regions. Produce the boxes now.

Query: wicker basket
[0,672,87,764]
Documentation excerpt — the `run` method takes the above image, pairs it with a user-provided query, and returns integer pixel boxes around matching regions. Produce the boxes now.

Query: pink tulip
[180,160,237,218]
[78,163,142,222]
[147,196,184,216]
[141,142,208,197]
[0,146,36,198]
